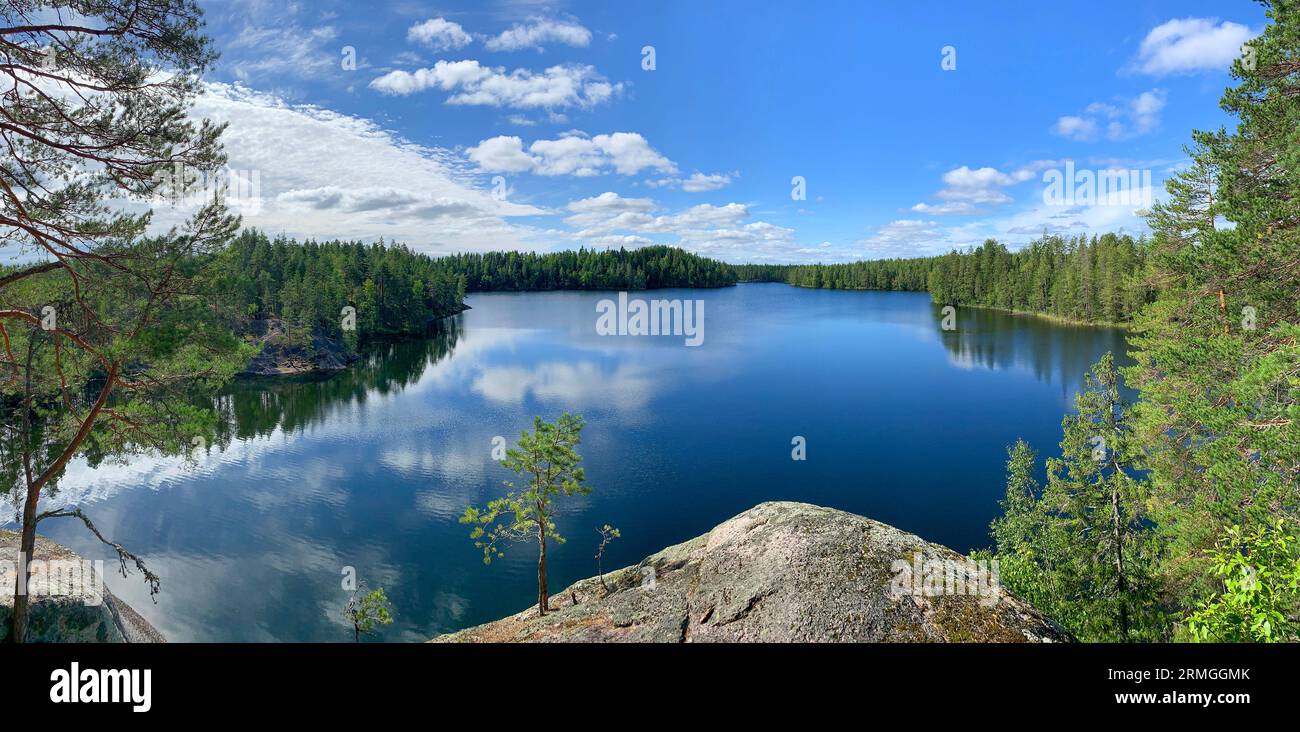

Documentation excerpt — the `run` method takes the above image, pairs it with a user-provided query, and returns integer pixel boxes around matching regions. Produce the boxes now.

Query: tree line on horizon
[734,233,1151,325]
[215,230,1148,346]
[431,246,738,292]
[204,235,740,352]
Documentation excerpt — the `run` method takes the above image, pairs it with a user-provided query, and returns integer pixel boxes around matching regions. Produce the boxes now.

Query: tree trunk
[8,364,116,643]
[1110,481,1130,641]
[1219,289,1229,335]
[537,521,549,616]
[9,485,40,643]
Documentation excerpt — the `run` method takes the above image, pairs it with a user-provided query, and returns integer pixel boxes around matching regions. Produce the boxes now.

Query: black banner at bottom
[3,642,1288,718]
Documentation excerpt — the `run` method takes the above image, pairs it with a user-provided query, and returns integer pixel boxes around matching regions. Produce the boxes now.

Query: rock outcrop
[239,318,358,376]
[433,502,1071,643]
[0,530,165,643]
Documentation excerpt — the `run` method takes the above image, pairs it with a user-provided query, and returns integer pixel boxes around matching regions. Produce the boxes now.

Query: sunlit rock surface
[433,501,1072,643]
[0,530,164,643]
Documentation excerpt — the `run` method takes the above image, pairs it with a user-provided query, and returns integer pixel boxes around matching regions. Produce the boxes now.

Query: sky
[175,0,1269,263]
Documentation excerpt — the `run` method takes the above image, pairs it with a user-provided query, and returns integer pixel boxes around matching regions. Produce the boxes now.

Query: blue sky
[184,0,1268,263]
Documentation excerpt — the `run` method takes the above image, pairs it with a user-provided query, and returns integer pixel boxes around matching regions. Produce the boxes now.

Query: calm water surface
[19,284,1129,641]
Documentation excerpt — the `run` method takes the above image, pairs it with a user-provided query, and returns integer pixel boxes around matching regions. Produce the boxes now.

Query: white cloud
[485,18,593,52]
[466,132,677,177]
[146,83,546,254]
[1053,115,1100,142]
[407,18,473,51]
[681,172,733,192]
[1131,90,1167,134]
[1053,90,1166,142]
[201,2,353,86]
[557,192,815,262]
[859,219,945,257]
[911,201,980,215]
[466,135,536,172]
[226,24,341,82]
[933,164,1041,205]
[370,60,621,110]
[646,171,734,192]
[862,166,1167,259]
[1132,18,1255,76]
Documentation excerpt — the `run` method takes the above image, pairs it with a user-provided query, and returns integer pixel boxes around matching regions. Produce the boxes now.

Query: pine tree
[991,356,1166,642]
[1127,0,1300,607]
[460,414,593,616]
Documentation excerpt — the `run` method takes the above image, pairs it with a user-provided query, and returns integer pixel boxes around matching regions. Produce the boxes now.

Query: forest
[218,231,1149,346]
[210,233,739,349]
[430,246,737,291]
[924,234,1150,324]
[980,2,1299,642]
[216,230,467,342]
[738,233,1151,325]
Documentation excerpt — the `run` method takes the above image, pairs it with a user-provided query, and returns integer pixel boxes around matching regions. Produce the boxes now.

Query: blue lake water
[20,284,1129,641]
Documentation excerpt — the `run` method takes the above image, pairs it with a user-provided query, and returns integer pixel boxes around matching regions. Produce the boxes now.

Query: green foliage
[595,523,620,592]
[926,235,1149,323]
[438,246,736,291]
[986,0,1299,644]
[736,233,1150,325]
[215,230,466,344]
[1185,521,1300,643]
[214,235,743,353]
[0,0,249,642]
[461,413,591,561]
[460,413,591,614]
[990,356,1167,642]
[1124,0,1300,610]
[737,257,933,292]
[344,586,394,642]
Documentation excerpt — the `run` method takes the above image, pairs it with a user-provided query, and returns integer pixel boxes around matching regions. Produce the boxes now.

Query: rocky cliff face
[0,530,165,643]
[433,502,1071,643]
[239,318,358,376]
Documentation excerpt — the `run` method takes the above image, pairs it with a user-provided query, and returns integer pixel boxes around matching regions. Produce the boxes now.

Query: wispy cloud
[485,18,593,52]
[646,172,735,192]
[1053,90,1167,142]
[148,83,546,254]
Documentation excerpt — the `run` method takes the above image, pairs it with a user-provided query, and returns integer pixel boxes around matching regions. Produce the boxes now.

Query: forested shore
[736,233,1151,326]
[206,228,1150,357]
[194,233,740,364]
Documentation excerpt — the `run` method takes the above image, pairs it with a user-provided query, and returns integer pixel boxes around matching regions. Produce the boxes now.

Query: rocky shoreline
[239,307,467,376]
[238,318,359,376]
[0,530,164,643]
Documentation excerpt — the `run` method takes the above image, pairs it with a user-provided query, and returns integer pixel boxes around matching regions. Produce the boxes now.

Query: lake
[20,284,1130,642]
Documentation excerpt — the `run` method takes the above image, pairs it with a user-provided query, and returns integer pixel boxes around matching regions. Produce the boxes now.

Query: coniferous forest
[736,233,1151,325]
[216,230,468,340]
[432,246,738,291]
[208,233,737,348]
[207,229,1155,346]
[210,230,1149,347]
